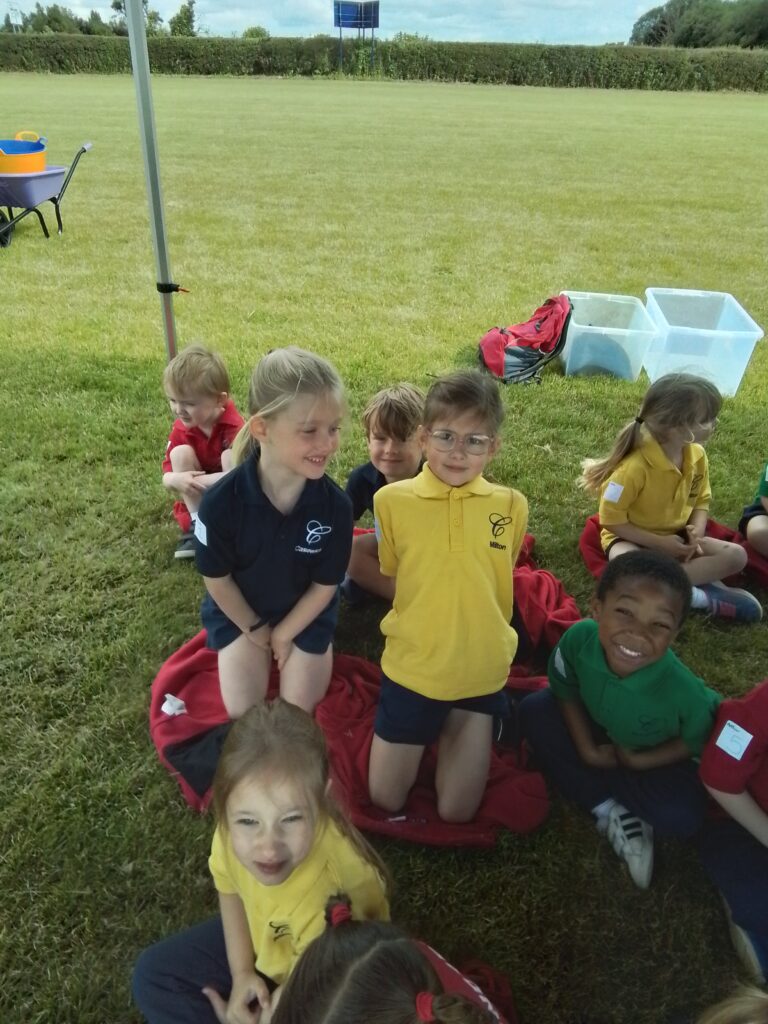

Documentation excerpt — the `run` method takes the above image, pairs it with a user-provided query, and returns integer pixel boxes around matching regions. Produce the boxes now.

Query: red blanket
[579,513,768,588]
[150,537,581,847]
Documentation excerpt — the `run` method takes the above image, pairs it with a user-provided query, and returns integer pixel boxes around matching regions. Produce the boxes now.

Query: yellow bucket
[0,132,47,174]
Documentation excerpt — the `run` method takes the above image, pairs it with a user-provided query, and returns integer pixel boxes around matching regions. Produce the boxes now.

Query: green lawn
[2,74,767,1024]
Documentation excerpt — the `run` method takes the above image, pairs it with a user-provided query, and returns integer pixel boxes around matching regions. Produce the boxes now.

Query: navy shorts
[739,502,767,537]
[374,672,508,746]
[202,589,339,655]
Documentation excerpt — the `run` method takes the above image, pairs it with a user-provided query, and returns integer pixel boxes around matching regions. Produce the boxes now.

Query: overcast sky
[3,1,650,44]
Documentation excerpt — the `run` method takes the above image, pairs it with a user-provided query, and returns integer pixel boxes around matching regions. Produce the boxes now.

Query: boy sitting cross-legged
[342,384,424,605]
[162,344,243,560]
[520,550,720,889]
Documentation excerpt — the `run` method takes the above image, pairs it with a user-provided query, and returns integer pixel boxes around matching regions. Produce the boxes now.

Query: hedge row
[2,33,767,91]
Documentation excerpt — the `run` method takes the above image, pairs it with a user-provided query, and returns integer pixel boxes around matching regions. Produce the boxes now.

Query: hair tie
[415,991,435,1022]
[329,903,352,928]
[635,416,644,425]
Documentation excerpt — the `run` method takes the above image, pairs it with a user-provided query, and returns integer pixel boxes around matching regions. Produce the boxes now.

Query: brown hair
[211,701,390,893]
[362,384,425,442]
[423,370,504,435]
[272,895,494,1024]
[579,373,722,492]
[697,986,768,1024]
[162,344,230,399]
[231,347,344,466]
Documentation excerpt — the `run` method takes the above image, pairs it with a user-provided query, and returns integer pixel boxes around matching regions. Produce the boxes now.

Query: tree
[169,0,195,36]
[242,25,269,39]
[671,0,727,46]
[630,0,707,45]
[725,0,768,46]
[110,0,164,36]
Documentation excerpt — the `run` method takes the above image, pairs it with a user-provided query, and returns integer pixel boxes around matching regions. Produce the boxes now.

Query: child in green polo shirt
[520,549,720,889]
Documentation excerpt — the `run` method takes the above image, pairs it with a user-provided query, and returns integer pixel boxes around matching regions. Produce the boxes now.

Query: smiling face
[252,392,342,481]
[166,389,226,435]
[422,409,500,488]
[226,773,317,887]
[591,577,683,677]
[367,417,423,484]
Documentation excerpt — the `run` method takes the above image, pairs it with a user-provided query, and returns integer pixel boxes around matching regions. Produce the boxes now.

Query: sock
[592,797,616,820]
[691,586,709,609]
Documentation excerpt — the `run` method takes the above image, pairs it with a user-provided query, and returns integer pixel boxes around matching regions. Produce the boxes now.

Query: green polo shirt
[751,461,768,504]
[548,619,720,755]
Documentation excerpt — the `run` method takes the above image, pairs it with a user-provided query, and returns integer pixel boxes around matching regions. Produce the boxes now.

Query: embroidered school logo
[489,513,513,538]
[489,512,512,550]
[306,520,332,545]
[295,519,332,555]
[689,473,703,498]
[269,920,292,941]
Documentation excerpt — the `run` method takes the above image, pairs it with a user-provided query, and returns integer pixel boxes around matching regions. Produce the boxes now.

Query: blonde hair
[162,344,230,398]
[231,347,344,466]
[697,986,768,1024]
[212,700,390,895]
[579,373,722,492]
[362,384,424,442]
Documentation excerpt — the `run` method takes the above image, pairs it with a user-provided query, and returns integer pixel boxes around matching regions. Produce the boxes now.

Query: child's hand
[245,623,272,654]
[172,469,207,498]
[584,743,618,769]
[269,627,294,671]
[656,533,696,561]
[614,745,646,770]
[203,971,270,1024]
[685,524,704,557]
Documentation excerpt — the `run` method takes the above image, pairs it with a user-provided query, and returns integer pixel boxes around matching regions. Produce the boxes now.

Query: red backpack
[478,295,572,384]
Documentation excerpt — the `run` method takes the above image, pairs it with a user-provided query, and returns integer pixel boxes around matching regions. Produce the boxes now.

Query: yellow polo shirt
[208,819,389,984]
[374,465,528,700]
[598,431,711,551]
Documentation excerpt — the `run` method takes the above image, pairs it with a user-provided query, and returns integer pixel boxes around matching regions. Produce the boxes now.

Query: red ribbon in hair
[415,991,435,1022]
[329,903,352,928]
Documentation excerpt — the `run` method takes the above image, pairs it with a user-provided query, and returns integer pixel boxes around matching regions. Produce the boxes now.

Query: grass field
[2,73,768,1024]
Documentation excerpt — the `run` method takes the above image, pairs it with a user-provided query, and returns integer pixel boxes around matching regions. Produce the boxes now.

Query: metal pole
[125,0,178,362]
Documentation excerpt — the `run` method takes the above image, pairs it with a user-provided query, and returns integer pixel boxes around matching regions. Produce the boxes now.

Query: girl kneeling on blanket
[133,701,389,1024]
[580,372,761,623]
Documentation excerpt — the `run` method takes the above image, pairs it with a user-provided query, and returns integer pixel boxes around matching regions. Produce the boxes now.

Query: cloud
[6,0,643,43]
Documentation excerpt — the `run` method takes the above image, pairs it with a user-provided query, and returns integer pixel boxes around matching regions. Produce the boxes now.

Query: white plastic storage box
[643,289,763,397]
[559,291,658,381]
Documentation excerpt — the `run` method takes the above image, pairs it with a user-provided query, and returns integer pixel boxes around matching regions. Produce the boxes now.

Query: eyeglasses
[428,429,493,454]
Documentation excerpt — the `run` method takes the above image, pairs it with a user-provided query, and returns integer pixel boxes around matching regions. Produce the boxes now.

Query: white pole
[125,0,178,361]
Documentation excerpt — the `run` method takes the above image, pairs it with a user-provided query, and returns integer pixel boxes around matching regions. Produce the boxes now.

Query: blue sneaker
[698,583,763,623]
[340,576,371,607]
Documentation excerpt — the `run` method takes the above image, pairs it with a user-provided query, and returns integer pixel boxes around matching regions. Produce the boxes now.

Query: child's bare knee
[368,781,405,814]
[726,543,749,573]
[437,795,476,824]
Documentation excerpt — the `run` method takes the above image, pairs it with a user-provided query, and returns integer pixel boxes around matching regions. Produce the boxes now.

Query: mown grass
[1,74,767,1024]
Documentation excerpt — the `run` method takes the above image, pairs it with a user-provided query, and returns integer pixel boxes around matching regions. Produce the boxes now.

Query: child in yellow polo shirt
[580,373,761,623]
[369,369,528,824]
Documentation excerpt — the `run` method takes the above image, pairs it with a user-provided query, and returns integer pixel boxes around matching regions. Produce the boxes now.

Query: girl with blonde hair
[580,373,761,622]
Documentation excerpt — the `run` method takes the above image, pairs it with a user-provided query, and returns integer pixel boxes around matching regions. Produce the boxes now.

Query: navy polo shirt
[345,461,386,520]
[195,456,353,643]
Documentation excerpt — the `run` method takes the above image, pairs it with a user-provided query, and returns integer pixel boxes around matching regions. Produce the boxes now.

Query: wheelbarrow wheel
[0,210,13,248]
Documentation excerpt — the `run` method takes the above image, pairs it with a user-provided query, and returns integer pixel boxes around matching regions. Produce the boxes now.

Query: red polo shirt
[700,679,768,812]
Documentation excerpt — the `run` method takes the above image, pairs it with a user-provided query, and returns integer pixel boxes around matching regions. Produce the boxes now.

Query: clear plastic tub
[560,291,658,381]
[643,288,763,397]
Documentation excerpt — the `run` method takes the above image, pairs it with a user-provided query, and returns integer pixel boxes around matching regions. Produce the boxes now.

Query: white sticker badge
[604,481,624,504]
[194,517,207,546]
[714,719,753,761]
[553,647,566,677]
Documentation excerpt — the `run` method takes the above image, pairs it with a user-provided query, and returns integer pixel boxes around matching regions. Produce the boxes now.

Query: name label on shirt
[715,719,753,761]
[604,481,624,503]
[194,517,207,546]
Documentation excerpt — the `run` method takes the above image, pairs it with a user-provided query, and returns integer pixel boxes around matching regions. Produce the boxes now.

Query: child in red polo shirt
[699,680,768,983]
[162,345,243,560]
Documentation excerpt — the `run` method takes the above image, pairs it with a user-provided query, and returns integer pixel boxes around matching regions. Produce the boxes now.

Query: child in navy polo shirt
[194,348,353,718]
[698,680,768,983]
[162,345,243,561]
[521,550,720,889]
[343,384,423,605]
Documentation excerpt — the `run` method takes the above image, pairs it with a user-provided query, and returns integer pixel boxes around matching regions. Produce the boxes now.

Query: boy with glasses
[368,370,528,823]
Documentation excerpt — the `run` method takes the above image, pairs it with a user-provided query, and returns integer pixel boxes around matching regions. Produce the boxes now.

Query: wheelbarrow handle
[82,142,93,152]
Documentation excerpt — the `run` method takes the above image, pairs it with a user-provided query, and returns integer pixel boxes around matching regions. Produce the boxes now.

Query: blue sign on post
[333,1,379,29]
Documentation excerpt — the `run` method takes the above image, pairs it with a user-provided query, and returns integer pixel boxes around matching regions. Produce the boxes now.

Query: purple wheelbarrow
[0,142,92,248]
